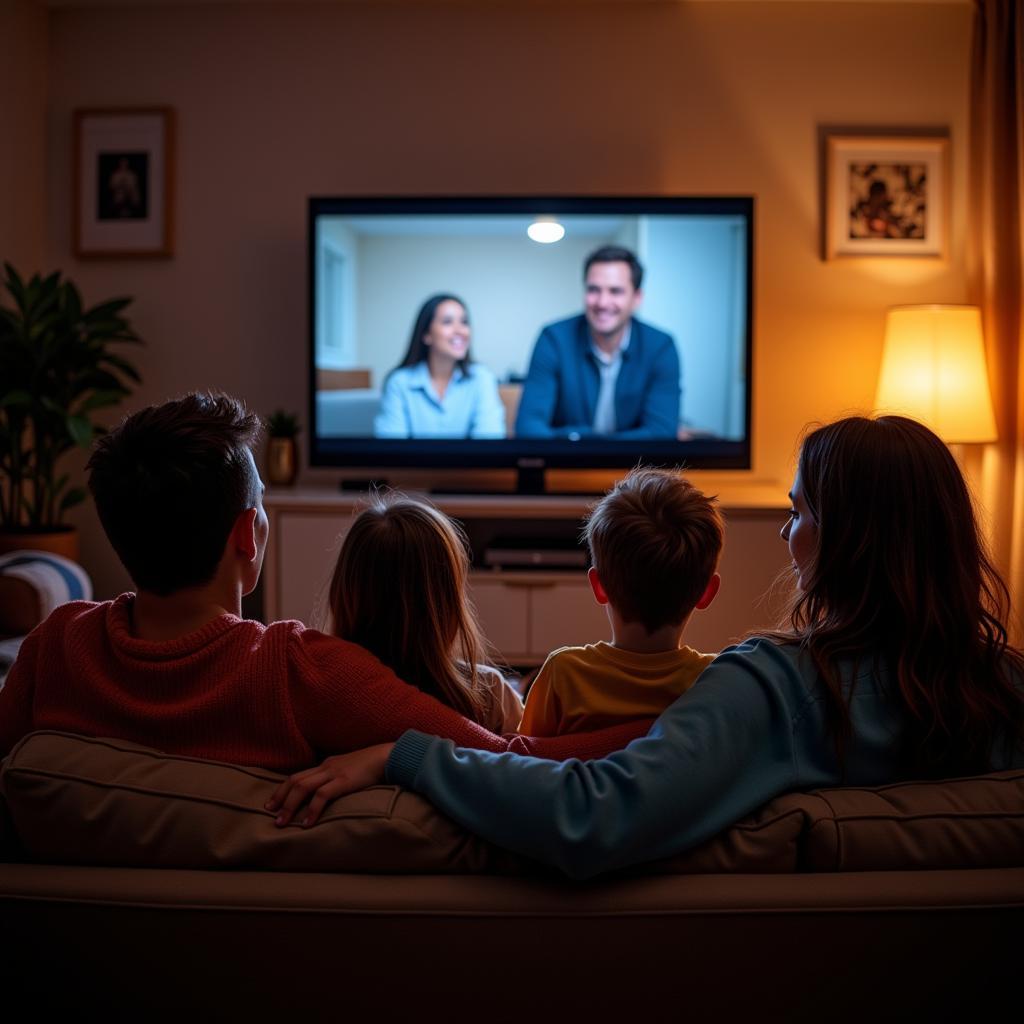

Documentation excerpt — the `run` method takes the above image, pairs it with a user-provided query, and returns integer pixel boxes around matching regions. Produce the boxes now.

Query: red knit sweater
[0,596,650,771]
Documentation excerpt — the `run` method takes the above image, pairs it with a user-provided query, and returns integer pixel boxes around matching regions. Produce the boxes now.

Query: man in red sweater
[0,392,644,770]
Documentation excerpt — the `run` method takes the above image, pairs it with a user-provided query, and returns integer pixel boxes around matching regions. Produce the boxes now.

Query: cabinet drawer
[277,514,350,624]
[469,576,530,660]
[530,578,610,654]
[470,573,609,664]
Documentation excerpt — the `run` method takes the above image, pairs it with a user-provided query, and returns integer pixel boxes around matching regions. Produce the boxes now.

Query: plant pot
[0,527,80,562]
[266,438,298,487]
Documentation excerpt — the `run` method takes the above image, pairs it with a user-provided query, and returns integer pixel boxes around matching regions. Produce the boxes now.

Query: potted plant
[266,409,301,487]
[0,263,142,560]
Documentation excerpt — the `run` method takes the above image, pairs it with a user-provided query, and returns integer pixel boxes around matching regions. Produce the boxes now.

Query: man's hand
[265,743,396,827]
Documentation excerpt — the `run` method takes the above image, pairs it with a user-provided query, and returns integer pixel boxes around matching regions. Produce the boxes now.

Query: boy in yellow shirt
[519,468,723,736]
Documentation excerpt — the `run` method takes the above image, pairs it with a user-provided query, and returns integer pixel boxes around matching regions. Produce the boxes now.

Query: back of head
[583,245,644,290]
[791,414,1023,773]
[585,468,723,633]
[797,416,984,634]
[87,392,263,596]
[328,493,491,723]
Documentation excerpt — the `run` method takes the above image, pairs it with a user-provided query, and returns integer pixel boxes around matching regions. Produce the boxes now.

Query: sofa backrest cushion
[0,731,516,873]
[800,773,1024,871]
[2,731,1021,873]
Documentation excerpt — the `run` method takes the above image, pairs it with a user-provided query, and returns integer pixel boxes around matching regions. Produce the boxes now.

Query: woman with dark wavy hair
[270,416,1023,876]
[373,293,506,439]
[777,415,1022,776]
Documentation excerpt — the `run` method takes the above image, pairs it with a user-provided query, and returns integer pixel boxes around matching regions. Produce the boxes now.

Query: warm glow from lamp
[527,218,565,244]
[874,305,997,443]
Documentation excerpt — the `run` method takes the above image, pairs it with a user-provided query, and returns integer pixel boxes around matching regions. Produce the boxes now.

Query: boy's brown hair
[87,391,263,595]
[584,468,723,633]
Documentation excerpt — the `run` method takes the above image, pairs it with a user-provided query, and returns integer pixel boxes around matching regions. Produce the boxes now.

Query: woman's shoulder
[696,636,820,700]
[383,364,422,389]
[464,361,498,384]
[715,635,804,667]
[709,635,898,707]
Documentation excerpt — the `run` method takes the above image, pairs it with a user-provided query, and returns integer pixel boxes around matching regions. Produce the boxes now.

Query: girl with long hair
[273,416,1023,875]
[326,492,522,733]
[373,294,506,439]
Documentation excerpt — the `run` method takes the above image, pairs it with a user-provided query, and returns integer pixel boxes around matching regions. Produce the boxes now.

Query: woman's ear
[694,572,721,611]
[588,566,609,605]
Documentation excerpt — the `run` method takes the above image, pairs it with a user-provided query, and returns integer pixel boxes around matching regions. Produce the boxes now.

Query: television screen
[309,196,753,488]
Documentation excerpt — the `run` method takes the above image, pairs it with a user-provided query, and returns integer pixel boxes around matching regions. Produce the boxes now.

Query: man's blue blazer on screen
[514,314,681,439]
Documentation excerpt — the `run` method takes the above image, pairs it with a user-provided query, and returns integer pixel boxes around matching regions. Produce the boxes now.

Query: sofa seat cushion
[2,731,1022,874]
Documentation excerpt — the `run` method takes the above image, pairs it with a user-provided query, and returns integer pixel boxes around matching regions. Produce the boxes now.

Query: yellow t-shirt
[519,641,715,737]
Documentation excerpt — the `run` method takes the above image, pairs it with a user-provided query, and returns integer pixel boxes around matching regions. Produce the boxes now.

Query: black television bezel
[308,195,754,479]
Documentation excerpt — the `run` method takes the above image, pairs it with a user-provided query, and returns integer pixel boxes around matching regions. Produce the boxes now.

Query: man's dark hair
[87,392,263,596]
[584,468,723,633]
[583,245,644,290]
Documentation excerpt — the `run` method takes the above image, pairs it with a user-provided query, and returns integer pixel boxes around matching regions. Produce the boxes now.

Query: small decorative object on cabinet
[265,410,300,486]
[0,263,142,560]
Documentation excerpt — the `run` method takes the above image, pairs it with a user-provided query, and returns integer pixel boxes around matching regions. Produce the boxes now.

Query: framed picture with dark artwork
[825,134,948,259]
[73,107,175,258]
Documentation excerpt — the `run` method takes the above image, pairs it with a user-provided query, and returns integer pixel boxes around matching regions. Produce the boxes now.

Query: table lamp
[874,305,997,443]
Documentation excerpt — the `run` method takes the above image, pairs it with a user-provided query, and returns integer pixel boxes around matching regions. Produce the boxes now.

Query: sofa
[1,731,1021,1021]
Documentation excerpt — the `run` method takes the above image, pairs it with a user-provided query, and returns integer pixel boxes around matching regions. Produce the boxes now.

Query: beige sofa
[1,731,1021,1021]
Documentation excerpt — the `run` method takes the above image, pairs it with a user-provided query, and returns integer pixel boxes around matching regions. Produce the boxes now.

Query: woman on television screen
[373,293,506,439]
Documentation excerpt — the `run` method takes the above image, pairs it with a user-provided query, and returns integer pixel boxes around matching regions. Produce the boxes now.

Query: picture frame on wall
[825,134,949,259]
[73,107,175,258]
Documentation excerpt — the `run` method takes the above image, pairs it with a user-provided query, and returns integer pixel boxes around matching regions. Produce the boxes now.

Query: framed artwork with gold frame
[825,134,948,259]
[74,107,175,258]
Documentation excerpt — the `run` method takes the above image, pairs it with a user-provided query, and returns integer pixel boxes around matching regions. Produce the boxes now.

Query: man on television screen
[514,245,681,440]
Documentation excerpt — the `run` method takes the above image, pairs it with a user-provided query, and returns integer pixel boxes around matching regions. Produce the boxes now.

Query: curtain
[969,0,1024,638]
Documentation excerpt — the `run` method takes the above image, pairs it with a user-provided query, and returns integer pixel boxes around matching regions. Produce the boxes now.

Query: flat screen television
[309,196,753,492]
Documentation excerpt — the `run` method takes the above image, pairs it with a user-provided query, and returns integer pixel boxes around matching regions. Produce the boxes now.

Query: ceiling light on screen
[527,219,565,244]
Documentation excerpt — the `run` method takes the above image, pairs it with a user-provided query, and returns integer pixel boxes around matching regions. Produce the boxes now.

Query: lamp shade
[874,305,997,443]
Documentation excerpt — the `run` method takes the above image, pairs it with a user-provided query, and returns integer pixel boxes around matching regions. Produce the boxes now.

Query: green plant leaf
[40,396,65,416]
[267,409,301,437]
[97,352,142,382]
[62,281,83,323]
[0,390,33,408]
[83,297,133,320]
[58,486,87,512]
[66,414,94,448]
[3,262,25,296]
[2,264,142,527]
[74,389,128,414]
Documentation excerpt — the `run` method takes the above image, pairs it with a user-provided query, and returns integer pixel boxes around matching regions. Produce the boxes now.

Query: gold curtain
[969,0,1024,637]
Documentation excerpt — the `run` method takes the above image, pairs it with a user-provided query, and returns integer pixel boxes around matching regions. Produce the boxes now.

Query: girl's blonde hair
[328,493,500,726]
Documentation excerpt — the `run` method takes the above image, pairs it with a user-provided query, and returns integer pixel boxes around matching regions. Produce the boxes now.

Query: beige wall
[0,0,47,270]
[38,1,972,597]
